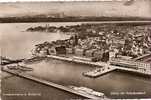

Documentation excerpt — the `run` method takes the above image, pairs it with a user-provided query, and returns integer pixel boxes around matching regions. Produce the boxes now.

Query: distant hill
[0,16,151,23]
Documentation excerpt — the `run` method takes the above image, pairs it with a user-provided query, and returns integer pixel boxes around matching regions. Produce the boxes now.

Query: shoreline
[2,54,151,77]
[1,20,151,24]
[32,55,151,77]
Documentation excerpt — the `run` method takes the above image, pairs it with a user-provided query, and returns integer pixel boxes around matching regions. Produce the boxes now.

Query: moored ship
[7,64,33,71]
[68,85,106,98]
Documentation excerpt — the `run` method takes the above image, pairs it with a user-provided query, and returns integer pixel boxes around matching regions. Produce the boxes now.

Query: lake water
[0,22,77,59]
[1,22,151,99]
[2,72,85,100]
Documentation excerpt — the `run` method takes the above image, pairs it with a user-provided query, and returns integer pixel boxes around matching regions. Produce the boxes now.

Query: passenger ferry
[68,85,105,98]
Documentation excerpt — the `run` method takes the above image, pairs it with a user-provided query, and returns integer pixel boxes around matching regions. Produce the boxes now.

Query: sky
[0,0,151,18]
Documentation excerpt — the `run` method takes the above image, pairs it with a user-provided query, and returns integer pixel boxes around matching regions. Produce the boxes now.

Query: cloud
[0,0,151,18]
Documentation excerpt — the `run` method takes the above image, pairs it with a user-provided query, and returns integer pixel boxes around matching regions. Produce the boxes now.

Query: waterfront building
[39,48,49,56]
[109,50,116,59]
[93,49,104,58]
[48,45,66,55]
[69,39,74,46]
[55,46,66,55]
[74,48,84,57]
[66,48,73,54]
[110,57,151,72]
[101,50,110,62]
[48,46,57,55]
[85,49,96,57]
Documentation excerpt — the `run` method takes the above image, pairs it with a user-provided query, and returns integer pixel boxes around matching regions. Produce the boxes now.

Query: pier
[2,66,107,100]
[83,67,117,78]
[1,56,23,65]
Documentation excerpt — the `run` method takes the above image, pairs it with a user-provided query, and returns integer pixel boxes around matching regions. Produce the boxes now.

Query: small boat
[7,65,19,70]
[7,65,33,71]
[18,65,33,71]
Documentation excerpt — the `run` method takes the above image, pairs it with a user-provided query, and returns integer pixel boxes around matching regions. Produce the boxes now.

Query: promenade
[46,55,151,76]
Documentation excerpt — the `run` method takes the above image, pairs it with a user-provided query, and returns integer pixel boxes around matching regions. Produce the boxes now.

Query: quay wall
[47,55,106,67]
[2,68,103,100]
[115,68,151,78]
[46,55,151,76]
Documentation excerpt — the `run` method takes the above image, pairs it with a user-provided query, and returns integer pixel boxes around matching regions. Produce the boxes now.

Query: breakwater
[2,66,106,100]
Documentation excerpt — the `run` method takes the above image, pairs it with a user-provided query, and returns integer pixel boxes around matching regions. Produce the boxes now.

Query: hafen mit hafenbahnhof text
[27,23,151,76]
